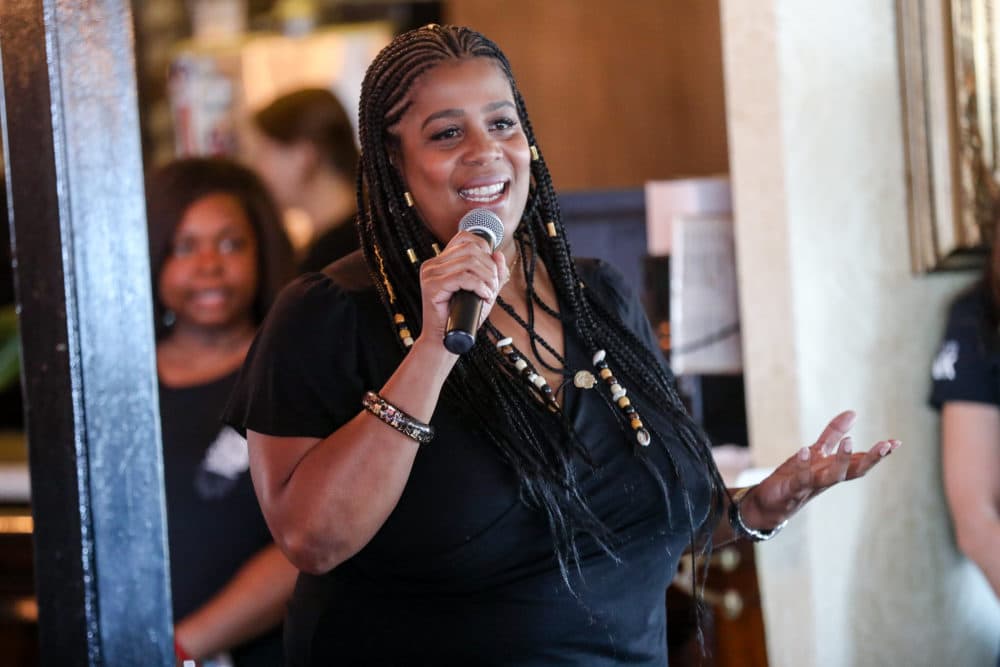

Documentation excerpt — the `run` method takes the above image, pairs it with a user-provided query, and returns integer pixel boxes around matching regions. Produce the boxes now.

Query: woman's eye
[172,239,195,257]
[218,237,248,254]
[491,117,518,131]
[430,126,461,141]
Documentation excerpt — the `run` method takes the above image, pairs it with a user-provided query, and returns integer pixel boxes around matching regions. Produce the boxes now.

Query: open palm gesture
[741,410,901,528]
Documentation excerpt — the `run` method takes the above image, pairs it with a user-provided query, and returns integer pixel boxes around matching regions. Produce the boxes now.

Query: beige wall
[722,1,1000,665]
[445,0,729,191]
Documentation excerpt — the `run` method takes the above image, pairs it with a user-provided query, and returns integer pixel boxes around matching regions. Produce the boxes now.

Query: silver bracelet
[362,391,434,444]
[728,486,787,542]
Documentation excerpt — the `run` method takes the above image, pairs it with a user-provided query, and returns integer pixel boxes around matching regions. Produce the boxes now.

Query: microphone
[443,208,505,354]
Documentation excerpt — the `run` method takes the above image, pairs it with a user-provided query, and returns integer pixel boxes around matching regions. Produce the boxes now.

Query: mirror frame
[898,0,992,272]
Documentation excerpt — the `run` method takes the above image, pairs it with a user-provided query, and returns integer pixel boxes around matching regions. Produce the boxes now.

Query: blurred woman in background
[931,219,1000,666]
[248,87,360,272]
[147,157,297,666]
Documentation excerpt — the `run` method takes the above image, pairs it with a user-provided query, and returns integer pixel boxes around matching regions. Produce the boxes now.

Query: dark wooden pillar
[0,1,172,665]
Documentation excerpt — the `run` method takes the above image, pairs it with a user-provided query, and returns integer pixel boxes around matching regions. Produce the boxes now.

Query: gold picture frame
[898,0,994,272]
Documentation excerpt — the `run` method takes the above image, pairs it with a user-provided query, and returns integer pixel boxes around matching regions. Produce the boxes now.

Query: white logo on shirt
[202,426,250,479]
[932,340,959,381]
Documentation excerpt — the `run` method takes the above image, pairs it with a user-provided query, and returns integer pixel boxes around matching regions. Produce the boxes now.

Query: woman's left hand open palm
[747,411,901,526]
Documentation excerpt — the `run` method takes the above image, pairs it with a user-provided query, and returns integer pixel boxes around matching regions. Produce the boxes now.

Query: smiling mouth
[190,289,228,307]
[459,181,508,204]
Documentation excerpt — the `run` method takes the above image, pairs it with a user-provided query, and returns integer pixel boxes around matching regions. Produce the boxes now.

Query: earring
[162,309,176,328]
[403,191,415,207]
[530,145,540,162]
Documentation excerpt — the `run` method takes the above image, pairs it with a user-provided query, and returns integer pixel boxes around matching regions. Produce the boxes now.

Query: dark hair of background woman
[146,157,296,341]
[354,23,728,607]
[252,88,360,185]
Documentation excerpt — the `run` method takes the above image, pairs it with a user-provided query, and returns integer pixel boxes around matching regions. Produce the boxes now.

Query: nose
[193,246,224,274]
[462,128,501,166]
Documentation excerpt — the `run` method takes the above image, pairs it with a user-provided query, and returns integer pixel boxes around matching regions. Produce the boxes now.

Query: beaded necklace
[488,246,651,447]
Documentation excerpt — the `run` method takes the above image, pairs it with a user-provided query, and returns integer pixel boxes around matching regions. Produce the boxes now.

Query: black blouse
[224,251,713,666]
[930,282,1000,409]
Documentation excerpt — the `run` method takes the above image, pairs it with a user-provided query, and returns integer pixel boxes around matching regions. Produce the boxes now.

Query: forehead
[399,57,514,121]
[177,193,251,233]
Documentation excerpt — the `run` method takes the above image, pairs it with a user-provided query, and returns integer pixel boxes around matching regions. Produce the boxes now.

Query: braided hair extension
[355,25,728,603]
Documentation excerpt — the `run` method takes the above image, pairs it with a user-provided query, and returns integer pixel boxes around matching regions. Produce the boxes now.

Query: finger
[847,440,894,478]
[783,446,814,510]
[494,250,511,287]
[422,252,500,292]
[448,230,495,255]
[831,436,852,483]
[813,410,856,456]
[423,267,497,304]
[433,241,501,275]
[817,436,852,486]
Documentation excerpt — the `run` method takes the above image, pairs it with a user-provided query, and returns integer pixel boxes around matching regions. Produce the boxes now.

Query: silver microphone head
[458,208,504,251]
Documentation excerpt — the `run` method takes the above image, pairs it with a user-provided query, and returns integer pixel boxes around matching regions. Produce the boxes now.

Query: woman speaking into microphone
[224,24,900,666]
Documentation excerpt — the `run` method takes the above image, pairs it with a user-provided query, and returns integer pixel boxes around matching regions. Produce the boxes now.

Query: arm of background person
[173,543,298,661]
[942,401,1000,598]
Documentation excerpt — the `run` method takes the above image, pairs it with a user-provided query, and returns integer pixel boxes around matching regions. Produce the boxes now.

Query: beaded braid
[355,25,726,596]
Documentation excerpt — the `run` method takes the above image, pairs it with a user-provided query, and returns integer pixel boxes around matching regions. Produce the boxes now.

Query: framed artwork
[898,0,994,272]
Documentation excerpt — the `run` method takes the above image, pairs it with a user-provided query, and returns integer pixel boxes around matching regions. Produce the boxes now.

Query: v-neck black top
[224,251,713,666]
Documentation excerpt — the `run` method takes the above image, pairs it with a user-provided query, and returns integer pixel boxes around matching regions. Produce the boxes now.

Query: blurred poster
[645,177,741,375]
[168,22,391,157]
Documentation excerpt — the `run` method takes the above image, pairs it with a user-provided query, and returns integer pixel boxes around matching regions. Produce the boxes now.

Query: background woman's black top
[161,372,284,667]
[930,282,1000,409]
[224,252,713,666]
[297,215,359,274]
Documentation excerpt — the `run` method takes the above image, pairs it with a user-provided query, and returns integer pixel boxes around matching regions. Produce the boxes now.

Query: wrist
[729,486,788,542]
[738,486,785,531]
[410,335,459,378]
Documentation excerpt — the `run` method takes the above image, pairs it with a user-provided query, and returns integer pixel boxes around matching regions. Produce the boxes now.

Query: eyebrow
[420,100,516,130]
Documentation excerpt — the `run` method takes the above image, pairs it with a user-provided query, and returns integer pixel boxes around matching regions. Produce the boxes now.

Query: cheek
[231,251,260,294]
[401,141,450,188]
[157,262,185,306]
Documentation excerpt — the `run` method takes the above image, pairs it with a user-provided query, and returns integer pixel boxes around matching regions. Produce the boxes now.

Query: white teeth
[459,182,505,201]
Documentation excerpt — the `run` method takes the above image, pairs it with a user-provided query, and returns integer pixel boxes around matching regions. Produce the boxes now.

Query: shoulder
[274,251,373,321]
[939,282,992,356]
[930,281,1000,406]
[946,282,988,328]
[575,257,635,314]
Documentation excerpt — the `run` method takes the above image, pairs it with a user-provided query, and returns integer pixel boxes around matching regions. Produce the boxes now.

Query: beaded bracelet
[362,391,434,444]
[728,486,788,542]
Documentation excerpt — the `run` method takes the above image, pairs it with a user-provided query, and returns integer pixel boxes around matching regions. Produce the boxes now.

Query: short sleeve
[577,258,672,376]
[929,291,1000,409]
[224,272,367,439]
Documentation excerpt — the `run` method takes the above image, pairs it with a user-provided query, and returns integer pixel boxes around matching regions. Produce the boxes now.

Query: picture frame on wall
[897,0,993,272]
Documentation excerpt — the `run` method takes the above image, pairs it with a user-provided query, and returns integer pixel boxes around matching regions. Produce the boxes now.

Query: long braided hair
[356,24,727,594]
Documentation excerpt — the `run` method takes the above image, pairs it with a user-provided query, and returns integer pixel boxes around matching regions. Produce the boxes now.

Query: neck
[297,170,357,236]
[500,242,551,307]
[165,319,256,353]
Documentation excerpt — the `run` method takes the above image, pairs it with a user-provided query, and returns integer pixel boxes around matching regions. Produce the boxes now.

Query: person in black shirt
[147,158,298,665]
[224,25,901,666]
[930,229,1000,665]
[247,88,360,273]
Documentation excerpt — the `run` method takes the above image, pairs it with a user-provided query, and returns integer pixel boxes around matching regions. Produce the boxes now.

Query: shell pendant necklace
[486,263,651,446]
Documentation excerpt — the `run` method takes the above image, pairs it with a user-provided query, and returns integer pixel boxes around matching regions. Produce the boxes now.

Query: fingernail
[798,446,810,461]
[879,442,891,457]
[842,437,853,454]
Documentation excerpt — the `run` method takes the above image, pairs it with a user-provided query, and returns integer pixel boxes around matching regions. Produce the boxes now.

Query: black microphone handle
[443,228,494,354]
[444,289,482,354]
